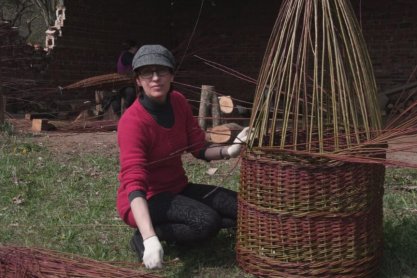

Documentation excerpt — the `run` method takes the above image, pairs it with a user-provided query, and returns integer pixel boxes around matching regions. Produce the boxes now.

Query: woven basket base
[236,198,383,277]
[237,151,385,277]
[237,246,381,278]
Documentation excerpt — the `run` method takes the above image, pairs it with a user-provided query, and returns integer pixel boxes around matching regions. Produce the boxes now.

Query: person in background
[111,40,139,116]
[30,43,49,80]
[116,44,249,269]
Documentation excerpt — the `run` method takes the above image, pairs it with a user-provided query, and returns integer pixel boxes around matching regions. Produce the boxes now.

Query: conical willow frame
[248,0,382,155]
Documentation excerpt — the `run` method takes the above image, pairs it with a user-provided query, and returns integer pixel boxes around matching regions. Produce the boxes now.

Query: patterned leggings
[147,183,237,244]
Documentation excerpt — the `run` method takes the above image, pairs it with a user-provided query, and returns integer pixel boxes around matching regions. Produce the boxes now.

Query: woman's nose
[151,71,160,80]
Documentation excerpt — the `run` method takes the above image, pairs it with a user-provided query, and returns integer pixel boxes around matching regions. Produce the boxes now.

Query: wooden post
[211,90,221,127]
[121,97,126,115]
[95,90,104,116]
[0,87,6,125]
[198,85,214,130]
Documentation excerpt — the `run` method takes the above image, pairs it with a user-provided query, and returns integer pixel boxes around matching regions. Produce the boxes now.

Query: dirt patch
[387,134,417,167]
[33,131,118,157]
[8,118,119,158]
[9,119,417,167]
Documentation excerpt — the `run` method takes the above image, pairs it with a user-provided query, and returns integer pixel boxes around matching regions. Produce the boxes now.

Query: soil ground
[7,118,417,166]
[9,118,119,157]
[33,131,119,157]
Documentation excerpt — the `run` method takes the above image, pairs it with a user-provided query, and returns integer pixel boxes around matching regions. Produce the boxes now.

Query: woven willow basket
[236,148,385,277]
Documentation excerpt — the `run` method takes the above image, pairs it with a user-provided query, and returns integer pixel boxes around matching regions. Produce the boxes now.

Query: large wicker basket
[236,148,385,277]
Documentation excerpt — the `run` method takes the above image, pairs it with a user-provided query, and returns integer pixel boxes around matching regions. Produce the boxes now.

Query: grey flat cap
[132,44,175,71]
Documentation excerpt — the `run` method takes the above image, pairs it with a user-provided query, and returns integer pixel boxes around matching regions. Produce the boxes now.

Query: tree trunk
[219,96,234,114]
[209,123,243,144]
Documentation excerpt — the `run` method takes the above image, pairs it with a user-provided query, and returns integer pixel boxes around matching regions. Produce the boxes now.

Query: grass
[1,128,417,277]
[382,169,417,278]
[0,129,248,277]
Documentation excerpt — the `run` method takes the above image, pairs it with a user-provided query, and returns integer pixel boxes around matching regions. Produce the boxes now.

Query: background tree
[0,0,63,43]
[31,0,63,28]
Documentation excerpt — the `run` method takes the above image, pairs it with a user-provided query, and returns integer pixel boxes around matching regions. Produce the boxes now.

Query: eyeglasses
[138,67,171,79]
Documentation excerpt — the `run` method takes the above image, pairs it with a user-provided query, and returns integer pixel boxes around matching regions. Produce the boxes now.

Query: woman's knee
[194,209,222,239]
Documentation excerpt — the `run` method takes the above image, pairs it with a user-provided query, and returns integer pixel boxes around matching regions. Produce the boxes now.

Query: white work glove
[227,127,249,158]
[143,235,164,269]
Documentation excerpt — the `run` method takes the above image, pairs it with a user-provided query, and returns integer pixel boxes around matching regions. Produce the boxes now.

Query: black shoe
[130,229,144,260]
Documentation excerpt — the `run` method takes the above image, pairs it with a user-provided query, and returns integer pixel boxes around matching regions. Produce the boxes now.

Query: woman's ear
[135,77,142,87]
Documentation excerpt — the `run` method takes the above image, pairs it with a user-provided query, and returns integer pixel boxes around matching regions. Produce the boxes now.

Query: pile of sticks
[0,245,159,278]
[63,73,133,91]
[383,80,417,118]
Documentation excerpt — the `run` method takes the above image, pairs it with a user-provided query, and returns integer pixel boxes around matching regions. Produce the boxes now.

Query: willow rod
[248,0,385,156]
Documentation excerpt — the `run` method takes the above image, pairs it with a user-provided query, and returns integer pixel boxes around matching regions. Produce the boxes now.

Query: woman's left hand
[226,127,249,158]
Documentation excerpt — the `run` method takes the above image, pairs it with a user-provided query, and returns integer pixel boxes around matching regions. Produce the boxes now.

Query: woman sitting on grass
[116,44,248,269]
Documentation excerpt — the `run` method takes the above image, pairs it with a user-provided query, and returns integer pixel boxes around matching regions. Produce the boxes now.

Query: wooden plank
[32,119,50,132]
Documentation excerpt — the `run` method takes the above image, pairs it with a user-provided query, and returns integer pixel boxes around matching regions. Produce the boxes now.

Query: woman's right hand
[143,235,164,269]
[130,197,163,268]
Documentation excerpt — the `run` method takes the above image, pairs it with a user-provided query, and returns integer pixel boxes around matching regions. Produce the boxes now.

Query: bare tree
[29,0,60,27]
[0,0,64,43]
[23,15,39,40]
[0,0,34,26]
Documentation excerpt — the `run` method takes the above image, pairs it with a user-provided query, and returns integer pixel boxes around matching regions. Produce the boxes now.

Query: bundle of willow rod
[0,245,159,278]
[61,119,118,132]
[63,73,133,90]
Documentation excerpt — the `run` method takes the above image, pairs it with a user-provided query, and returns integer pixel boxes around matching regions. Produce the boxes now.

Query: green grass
[0,132,249,277]
[382,169,417,278]
[1,130,417,277]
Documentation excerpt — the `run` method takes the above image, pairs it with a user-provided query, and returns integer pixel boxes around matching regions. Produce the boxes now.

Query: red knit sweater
[116,91,206,226]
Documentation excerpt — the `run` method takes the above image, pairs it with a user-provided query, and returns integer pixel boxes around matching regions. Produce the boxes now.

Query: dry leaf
[12,195,24,205]
[206,167,218,176]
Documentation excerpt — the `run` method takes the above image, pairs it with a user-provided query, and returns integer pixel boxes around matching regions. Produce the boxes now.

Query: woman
[116,45,248,269]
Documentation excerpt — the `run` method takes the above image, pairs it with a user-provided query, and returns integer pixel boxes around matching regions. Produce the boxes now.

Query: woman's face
[136,65,174,103]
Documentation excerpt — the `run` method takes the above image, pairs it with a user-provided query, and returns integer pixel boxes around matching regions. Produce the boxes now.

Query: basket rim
[243,146,387,169]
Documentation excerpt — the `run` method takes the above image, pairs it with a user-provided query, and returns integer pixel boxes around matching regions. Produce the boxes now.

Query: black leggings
[147,183,237,244]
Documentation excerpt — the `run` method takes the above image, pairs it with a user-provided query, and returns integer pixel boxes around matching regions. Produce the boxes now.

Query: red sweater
[116,91,206,226]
